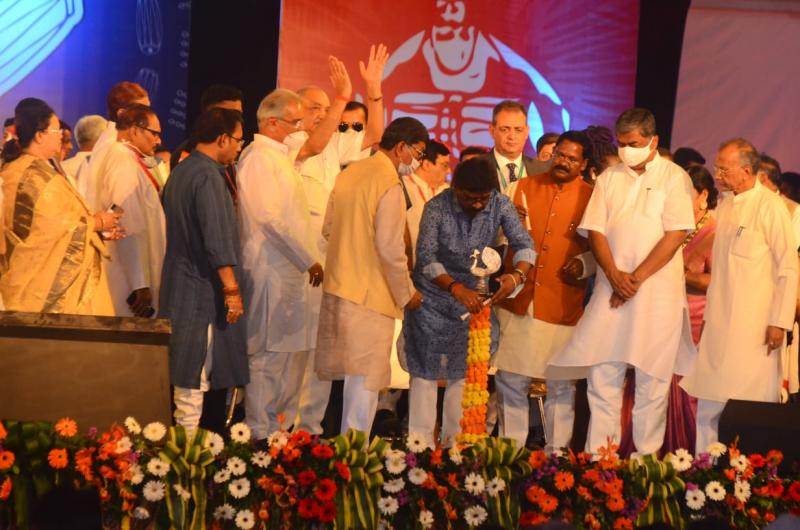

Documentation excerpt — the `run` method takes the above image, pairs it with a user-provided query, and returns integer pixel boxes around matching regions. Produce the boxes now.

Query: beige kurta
[681,179,799,402]
[315,183,414,391]
[0,155,113,315]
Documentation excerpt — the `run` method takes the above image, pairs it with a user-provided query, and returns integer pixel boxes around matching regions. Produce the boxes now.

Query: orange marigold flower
[606,494,625,512]
[613,517,633,530]
[0,477,11,500]
[48,448,68,469]
[554,471,575,491]
[529,450,547,469]
[0,422,7,441]
[54,418,78,438]
[430,449,443,466]
[0,450,15,470]
[538,495,559,513]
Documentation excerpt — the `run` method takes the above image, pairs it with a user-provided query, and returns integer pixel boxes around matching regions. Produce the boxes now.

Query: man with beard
[493,131,595,451]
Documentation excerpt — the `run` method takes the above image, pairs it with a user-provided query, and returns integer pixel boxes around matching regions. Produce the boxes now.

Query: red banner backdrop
[278,1,639,157]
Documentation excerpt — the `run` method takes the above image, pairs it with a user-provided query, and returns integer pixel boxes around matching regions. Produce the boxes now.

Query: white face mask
[398,157,420,176]
[618,137,654,168]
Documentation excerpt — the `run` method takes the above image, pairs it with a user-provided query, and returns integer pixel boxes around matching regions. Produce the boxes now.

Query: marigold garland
[458,305,491,444]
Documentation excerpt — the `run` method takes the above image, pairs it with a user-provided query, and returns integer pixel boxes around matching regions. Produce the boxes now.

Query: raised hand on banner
[359,44,389,92]
[328,55,352,99]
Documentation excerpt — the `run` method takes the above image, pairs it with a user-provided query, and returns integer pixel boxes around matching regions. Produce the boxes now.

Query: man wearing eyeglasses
[681,138,798,453]
[93,103,166,319]
[493,131,596,452]
[237,89,324,441]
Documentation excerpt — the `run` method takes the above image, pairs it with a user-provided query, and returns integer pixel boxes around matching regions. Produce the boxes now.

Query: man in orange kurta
[493,131,595,451]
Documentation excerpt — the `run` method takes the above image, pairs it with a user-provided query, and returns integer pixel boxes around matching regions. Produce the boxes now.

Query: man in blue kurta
[159,108,249,432]
[403,157,536,448]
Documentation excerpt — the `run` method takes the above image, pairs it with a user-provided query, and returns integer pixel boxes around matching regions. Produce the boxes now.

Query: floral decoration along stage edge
[2,417,800,530]
[458,305,491,445]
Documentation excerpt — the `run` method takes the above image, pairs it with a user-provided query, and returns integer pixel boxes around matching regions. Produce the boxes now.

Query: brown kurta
[0,154,113,315]
[497,172,593,325]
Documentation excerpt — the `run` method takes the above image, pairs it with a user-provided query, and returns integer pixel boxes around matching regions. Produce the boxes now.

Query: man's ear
[652,134,659,150]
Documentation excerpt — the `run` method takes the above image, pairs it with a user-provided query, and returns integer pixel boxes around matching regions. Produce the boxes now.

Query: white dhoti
[245,350,309,439]
[694,398,727,456]
[174,325,213,432]
[408,376,464,448]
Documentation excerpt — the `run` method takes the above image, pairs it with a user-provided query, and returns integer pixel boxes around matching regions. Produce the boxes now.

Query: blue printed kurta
[403,189,536,380]
[159,151,248,389]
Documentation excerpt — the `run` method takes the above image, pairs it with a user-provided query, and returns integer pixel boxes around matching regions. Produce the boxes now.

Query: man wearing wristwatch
[402,157,535,448]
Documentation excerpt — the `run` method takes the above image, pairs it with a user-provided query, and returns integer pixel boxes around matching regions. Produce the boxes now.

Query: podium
[0,311,172,429]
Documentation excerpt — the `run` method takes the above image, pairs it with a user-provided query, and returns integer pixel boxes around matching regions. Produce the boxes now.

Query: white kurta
[402,172,437,264]
[681,179,798,402]
[95,142,166,316]
[548,155,696,381]
[238,134,320,354]
[85,122,118,211]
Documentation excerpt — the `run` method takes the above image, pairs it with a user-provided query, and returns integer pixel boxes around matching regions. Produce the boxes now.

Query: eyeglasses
[276,117,303,129]
[552,151,581,165]
[226,133,244,144]
[407,143,426,160]
[713,165,740,177]
[41,128,63,135]
[338,121,364,133]
[455,189,492,207]
[136,125,162,139]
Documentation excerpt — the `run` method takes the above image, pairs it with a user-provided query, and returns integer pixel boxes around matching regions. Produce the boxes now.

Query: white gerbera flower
[419,509,434,529]
[705,480,726,501]
[406,432,427,453]
[235,509,255,530]
[228,477,251,499]
[205,432,225,456]
[267,431,289,449]
[213,468,231,484]
[230,422,251,443]
[133,506,150,520]
[685,489,706,510]
[251,450,271,468]
[116,436,133,454]
[142,422,166,442]
[378,496,399,515]
[706,442,727,458]
[671,448,694,472]
[124,417,142,435]
[128,464,144,485]
[214,503,236,520]
[383,478,405,493]
[173,484,191,501]
[734,479,751,502]
[487,477,506,497]
[143,481,165,502]
[448,446,463,464]
[385,450,407,475]
[408,467,428,485]
[464,472,485,495]
[731,454,749,473]
[464,505,488,527]
[226,456,247,476]
[146,458,170,477]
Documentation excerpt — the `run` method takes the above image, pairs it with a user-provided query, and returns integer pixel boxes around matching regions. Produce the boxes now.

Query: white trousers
[174,325,213,432]
[495,370,575,452]
[408,377,464,448]
[695,398,727,456]
[341,375,379,434]
[289,348,332,435]
[587,362,670,456]
[245,350,309,439]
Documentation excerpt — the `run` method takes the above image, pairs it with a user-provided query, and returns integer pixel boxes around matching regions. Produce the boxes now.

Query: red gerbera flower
[788,481,800,502]
[749,453,766,469]
[290,431,311,447]
[318,501,336,523]
[526,485,546,504]
[335,462,351,481]
[538,495,558,513]
[297,498,318,519]
[554,471,575,491]
[768,481,785,498]
[311,443,334,459]
[613,517,633,530]
[0,477,11,501]
[314,478,337,502]
[528,451,547,469]
[606,494,625,512]
[298,470,317,487]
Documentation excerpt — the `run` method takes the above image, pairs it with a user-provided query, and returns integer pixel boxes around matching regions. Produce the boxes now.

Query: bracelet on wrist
[513,268,526,282]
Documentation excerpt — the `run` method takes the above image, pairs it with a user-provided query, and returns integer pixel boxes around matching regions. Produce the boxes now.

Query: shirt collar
[622,152,662,179]
[191,149,224,169]
[732,177,761,203]
[494,149,523,169]
[254,133,289,155]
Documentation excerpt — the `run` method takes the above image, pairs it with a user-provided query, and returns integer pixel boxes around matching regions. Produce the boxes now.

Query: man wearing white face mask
[548,108,696,457]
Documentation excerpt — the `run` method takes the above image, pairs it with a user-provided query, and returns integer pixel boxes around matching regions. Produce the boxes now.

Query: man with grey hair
[548,107,696,456]
[237,88,324,440]
[681,138,798,452]
[62,114,107,197]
